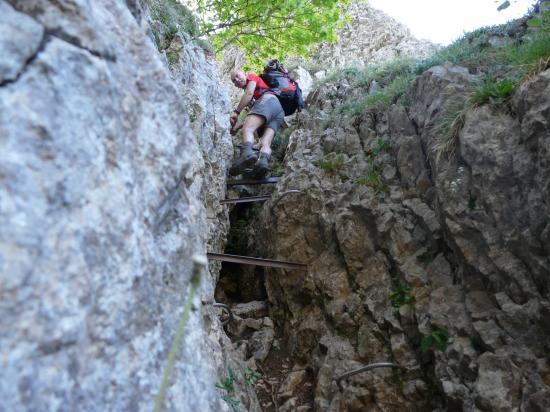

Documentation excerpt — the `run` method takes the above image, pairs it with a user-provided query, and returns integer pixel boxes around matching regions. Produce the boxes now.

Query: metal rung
[220,195,271,205]
[213,303,234,325]
[207,252,306,270]
[334,363,407,388]
[226,177,280,186]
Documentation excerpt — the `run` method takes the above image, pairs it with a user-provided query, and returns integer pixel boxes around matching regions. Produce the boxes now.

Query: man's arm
[236,80,256,113]
[230,81,256,127]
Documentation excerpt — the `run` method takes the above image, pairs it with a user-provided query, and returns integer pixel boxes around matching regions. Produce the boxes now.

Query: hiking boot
[229,145,257,176]
[251,152,270,179]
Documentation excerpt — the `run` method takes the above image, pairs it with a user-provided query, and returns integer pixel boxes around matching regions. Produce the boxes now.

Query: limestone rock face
[252,65,550,410]
[0,1,44,83]
[0,0,257,411]
[313,1,439,69]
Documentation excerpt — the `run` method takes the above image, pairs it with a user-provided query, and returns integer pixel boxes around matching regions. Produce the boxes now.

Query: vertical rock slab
[0,0,246,411]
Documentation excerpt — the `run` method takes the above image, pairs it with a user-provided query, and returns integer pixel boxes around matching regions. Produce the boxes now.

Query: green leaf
[196,0,349,67]
[420,336,434,353]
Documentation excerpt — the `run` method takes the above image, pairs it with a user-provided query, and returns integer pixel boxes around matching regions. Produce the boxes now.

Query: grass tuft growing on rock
[469,78,514,108]
[432,96,468,160]
[216,368,240,411]
[325,57,418,116]
[314,7,550,162]
[389,280,414,309]
[315,154,345,174]
[354,164,388,195]
[421,328,449,353]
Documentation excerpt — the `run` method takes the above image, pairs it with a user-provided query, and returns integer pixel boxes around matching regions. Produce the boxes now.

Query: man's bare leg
[253,127,275,178]
[259,128,275,156]
[242,114,265,145]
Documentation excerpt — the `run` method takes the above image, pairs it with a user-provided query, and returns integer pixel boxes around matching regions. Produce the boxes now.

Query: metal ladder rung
[220,195,271,205]
[207,252,306,270]
[226,177,280,186]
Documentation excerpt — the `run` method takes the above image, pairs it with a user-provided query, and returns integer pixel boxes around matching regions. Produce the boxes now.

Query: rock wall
[311,1,438,70]
[251,62,550,410]
[0,0,258,411]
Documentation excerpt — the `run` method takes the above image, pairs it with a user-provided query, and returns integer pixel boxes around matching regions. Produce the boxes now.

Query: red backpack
[260,59,304,116]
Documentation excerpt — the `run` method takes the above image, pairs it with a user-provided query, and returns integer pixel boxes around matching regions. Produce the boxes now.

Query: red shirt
[246,73,271,100]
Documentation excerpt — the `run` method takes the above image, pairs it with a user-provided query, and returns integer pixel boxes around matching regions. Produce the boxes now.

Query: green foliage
[315,153,345,174]
[420,328,449,353]
[244,368,262,387]
[372,138,391,156]
[354,164,388,195]
[368,57,417,86]
[413,29,495,74]
[323,58,417,119]
[196,0,350,68]
[167,50,179,65]
[389,280,414,309]
[503,32,550,78]
[314,8,550,161]
[432,95,468,159]
[411,18,550,79]
[216,369,240,412]
[527,2,550,33]
[216,368,236,392]
[469,78,514,108]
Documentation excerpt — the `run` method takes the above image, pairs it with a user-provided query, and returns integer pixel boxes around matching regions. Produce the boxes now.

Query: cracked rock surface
[0,0,257,411]
[251,64,550,411]
[0,1,44,83]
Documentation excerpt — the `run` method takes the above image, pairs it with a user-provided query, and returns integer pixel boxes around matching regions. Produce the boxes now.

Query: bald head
[230,69,247,89]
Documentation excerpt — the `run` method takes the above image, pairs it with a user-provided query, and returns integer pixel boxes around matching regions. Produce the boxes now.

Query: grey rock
[249,34,550,412]
[0,0,256,411]
[231,300,269,319]
[7,0,114,58]
[312,2,438,69]
[472,319,503,351]
[474,353,522,411]
[388,104,416,138]
[279,397,298,412]
[278,369,306,396]
[426,254,453,289]
[292,66,313,98]
[248,328,275,361]
[0,1,44,83]
[397,135,432,197]
[403,198,440,234]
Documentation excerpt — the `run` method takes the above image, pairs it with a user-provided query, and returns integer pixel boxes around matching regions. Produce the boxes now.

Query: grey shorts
[248,93,285,133]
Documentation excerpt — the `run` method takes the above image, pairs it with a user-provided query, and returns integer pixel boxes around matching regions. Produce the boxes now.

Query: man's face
[231,71,246,89]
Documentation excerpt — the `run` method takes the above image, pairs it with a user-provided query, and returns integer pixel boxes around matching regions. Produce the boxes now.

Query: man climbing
[229,69,285,178]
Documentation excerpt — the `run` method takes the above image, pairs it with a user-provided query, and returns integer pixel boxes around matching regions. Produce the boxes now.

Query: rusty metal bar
[271,190,303,208]
[220,195,271,205]
[226,177,280,186]
[213,303,234,325]
[207,252,307,270]
[334,363,407,389]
